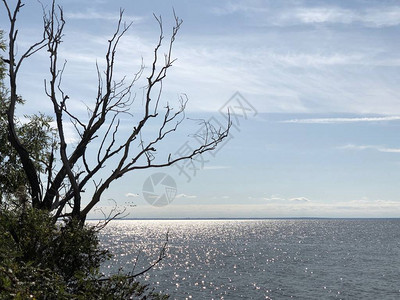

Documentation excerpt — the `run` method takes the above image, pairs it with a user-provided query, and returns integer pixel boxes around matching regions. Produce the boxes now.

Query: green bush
[0,208,168,299]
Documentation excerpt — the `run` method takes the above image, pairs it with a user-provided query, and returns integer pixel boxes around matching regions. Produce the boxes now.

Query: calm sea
[92,219,400,299]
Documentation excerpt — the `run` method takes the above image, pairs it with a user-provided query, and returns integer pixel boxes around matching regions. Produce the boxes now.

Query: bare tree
[1,0,230,223]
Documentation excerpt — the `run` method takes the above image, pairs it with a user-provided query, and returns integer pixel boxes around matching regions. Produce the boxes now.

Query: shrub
[0,208,168,299]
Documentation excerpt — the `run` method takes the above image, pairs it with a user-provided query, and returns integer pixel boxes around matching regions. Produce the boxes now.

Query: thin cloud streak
[262,195,311,203]
[282,116,400,124]
[65,11,144,23]
[339,144,400,153]
[289,197,311,203]
[175,194,197,199]
[292,7,400,28]
[16,2,400,115]
[125,193,140,198]
[212,3,400,28]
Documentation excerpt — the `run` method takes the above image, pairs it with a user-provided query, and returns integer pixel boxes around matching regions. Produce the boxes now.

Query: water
[92,219,400,299]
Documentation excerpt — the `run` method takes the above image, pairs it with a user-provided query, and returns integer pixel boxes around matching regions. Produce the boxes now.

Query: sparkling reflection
[89,219,400,299]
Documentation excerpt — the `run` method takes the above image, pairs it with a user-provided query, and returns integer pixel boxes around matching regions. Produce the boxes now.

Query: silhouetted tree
[2,0,230,223]
[0,1,230,298]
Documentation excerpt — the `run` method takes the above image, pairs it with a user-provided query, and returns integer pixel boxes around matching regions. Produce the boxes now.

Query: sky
[2,0,400,218]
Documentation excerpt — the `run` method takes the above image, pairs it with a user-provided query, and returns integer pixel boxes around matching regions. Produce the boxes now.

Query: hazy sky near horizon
[2,0,400,218]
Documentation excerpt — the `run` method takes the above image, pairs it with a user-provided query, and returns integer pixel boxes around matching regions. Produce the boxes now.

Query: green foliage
[0,108,57,203]
[0,29,57,204]
[0,28,168,300]
[0,30,5,81]
[0,208,169,299]
[0,208,73,299]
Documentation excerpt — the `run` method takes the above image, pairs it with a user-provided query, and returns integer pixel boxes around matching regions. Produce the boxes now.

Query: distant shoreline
[86,217,400,221]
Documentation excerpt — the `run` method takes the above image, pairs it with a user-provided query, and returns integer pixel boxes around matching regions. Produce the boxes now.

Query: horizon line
[86,217,400,221]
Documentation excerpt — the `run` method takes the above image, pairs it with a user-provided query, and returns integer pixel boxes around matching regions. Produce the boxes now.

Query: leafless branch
[2,0,230,224]
[92,199,129,231]
[97,231,169,282]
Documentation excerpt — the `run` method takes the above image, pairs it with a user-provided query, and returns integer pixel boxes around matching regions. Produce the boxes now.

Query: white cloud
[48,121,79,144]
[289,197,311,203]
[211,1,269,16]
[377,148,400,153]
[175,193,197,199]
[125,193,140,198]
[14,0,400,119]
[172,34,400,114]
[294,7,356,25]
[282,116,400,124]
[212,3,400,28]
[362,7,400,28]
[66,11,143,23]
[339,144,400,153]
[262,195,311,204]
[292,6,400,28]
[263,195,286,202]
[269,52,365,67]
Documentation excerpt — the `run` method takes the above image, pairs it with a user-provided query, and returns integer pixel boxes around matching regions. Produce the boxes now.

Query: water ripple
[90,219,400,299]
